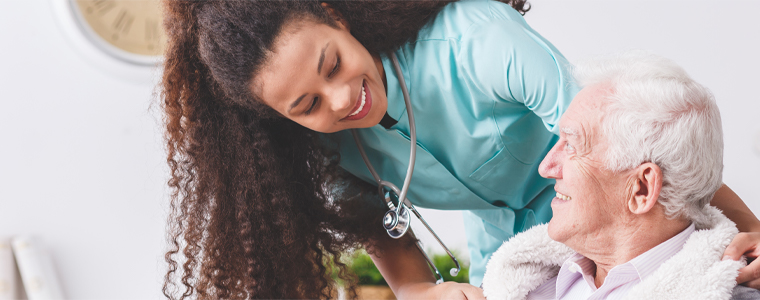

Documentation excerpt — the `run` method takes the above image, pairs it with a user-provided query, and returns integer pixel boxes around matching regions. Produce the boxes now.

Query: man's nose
[538,144,562,179]
[326,83,352,112]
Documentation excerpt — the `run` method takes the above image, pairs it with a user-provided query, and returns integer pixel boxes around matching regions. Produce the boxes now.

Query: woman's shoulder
[415,0,529,42]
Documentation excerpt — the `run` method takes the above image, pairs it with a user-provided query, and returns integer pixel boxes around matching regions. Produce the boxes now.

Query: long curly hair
[160,1,529,299]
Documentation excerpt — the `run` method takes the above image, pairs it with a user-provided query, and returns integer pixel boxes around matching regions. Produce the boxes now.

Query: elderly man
[481,51,760,300]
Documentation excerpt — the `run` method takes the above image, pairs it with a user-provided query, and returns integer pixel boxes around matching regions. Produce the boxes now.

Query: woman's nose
[326,83,352,112]
[538,144,562,179]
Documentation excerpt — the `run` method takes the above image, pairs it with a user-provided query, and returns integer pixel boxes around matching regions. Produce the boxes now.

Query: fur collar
[482,206,743,300]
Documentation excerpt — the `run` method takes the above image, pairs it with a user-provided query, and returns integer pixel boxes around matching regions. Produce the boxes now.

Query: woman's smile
[342,80,372,121]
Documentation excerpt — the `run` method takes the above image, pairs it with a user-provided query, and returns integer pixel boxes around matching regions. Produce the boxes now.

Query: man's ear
[320,2,350,30]
[628,162,662,214]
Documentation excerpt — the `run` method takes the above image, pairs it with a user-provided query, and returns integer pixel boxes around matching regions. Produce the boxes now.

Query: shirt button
[569,265,580,273]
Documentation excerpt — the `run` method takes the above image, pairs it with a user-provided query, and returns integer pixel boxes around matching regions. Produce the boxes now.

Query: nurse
[159,0,760,299]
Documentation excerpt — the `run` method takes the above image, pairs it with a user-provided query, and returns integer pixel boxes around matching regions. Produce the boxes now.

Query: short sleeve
[457,17,579,134]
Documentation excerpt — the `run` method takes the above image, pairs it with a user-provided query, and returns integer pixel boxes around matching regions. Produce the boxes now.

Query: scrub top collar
[379,112,398,129]
[379,51,411,131]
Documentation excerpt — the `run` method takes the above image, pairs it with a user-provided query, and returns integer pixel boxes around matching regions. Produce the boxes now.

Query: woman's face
[253,17,388,134]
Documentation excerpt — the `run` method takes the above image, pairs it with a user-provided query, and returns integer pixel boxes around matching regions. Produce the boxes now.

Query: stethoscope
[350,53,460,284]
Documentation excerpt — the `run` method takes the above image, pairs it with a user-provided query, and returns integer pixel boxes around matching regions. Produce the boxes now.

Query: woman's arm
[712,184,760,288]
[370,231,485,300]
[713,184,760,232]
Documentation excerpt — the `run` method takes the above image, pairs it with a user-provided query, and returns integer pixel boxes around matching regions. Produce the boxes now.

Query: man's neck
[583,217,691,287]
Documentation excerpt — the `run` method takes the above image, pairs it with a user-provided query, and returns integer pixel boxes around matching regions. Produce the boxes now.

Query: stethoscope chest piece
[382,192,411,239]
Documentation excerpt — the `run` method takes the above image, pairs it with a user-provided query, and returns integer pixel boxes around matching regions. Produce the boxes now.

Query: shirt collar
[628,222,695,279]
[554,223,695,298]
[379,51,409,130]
[555,253,597,297]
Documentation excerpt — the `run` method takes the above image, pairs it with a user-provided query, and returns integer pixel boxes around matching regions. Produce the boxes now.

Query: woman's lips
[342,80,372,121]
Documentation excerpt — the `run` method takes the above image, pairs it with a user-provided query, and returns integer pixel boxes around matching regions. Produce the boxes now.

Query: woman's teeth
[556,192,572,201]
[348,85,366,117]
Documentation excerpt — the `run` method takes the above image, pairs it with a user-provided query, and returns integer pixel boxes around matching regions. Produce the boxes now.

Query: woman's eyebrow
[289,94,307,113]
[288,42,330,113]
[317,42,330,74]
[288,42,331,113]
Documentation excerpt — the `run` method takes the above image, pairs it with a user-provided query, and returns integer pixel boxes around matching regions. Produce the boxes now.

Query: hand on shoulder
[724,232,760,289]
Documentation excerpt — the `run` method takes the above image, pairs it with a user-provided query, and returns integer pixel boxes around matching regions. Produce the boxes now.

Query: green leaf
[336,250,470,286]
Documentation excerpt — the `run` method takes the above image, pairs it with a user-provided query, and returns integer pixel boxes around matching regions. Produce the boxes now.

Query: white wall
[1,0,166,299]
[0,0,757,298]
[524,1,760,213]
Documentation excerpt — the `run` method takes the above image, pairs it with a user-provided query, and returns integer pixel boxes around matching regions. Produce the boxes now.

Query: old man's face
[538,84,634,250]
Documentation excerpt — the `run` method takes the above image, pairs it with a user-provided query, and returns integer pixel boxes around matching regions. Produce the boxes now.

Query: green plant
[349,251,388,286]
[432,252,469,284]
[342,250,470,286]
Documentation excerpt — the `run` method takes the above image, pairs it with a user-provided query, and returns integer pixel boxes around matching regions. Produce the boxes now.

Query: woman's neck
[372,53,387,94]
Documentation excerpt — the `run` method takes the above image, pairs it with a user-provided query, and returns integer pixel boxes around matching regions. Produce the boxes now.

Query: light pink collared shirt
[527,223,696,300]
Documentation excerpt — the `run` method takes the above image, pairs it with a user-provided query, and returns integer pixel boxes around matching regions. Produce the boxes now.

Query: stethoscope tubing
[351,53,416,213]
[392,52,416,213]
[350,52,460,283]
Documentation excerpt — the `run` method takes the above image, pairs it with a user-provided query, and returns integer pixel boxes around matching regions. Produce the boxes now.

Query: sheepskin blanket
[482,205,744,300]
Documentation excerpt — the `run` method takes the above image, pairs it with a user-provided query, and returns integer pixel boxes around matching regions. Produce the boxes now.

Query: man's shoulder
[482,224,574,300]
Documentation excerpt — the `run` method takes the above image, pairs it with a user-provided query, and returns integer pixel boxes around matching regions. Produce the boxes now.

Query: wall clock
[52,0,166,82]
[69,0,166,65]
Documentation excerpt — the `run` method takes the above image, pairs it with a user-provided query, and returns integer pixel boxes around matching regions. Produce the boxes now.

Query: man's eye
[304,97,319,115]
[329,56,341,77]
[565,141,575,153]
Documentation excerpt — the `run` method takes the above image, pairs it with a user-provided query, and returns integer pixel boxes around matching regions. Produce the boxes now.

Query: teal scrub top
[330,0,580,286]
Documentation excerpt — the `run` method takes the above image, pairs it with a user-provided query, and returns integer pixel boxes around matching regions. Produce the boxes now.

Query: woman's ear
[628,162,663,215]
[320,2,350,30]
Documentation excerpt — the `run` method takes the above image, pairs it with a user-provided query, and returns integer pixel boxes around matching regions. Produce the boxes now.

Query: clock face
[71,0,166,59]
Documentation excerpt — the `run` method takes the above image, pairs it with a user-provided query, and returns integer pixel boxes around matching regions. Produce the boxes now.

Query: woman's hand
[724,232,760,288]
[368,230,485,299]
[396,281,485,300]
[710,185,760,289]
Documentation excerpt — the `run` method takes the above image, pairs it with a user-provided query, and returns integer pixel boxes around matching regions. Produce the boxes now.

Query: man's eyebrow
[317,42,329,75]
[289,93,308,113]
[560,126,580,137]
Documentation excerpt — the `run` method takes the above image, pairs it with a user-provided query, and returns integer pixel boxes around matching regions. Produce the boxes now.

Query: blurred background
[1,0,758,298]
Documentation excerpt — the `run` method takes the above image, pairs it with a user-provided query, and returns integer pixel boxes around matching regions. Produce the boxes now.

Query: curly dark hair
[160,1,529,299]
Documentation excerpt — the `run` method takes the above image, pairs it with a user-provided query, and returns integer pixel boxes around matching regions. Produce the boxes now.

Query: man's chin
[546,221,567,243]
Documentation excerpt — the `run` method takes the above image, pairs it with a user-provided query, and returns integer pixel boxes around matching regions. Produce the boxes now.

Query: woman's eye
[328,56,341,77]
[304,97,319,115]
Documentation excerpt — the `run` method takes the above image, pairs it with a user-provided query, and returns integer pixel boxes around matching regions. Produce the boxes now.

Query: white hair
[573,50,723,227]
